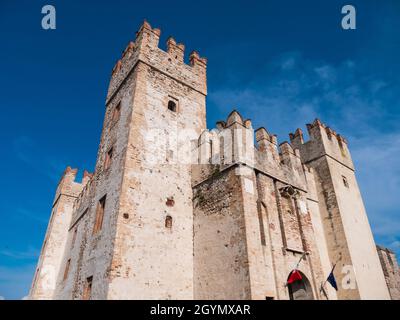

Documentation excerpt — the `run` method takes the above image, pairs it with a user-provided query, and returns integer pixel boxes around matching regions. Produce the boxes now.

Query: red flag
[287,269,302,284]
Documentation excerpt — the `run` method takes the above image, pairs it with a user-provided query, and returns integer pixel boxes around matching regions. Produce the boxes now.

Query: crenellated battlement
[53,167,93,206]
[192,110,307,166]
[106,20,207,103]
[289,118,353,170]
[279,141,301,157]
[255,127,278,146]
[73,170,94,206]
[289,119,348,147]
[192,110,308,191]
[306,118,347,143]
[166,37,185,62]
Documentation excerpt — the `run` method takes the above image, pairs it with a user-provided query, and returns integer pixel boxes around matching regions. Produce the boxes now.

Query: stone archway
[287,271,314,300]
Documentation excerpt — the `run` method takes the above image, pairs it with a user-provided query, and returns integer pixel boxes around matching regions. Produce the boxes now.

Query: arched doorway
[287,271,314,300]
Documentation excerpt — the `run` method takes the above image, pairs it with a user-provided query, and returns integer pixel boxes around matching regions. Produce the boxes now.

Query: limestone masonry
[29,21,399,300]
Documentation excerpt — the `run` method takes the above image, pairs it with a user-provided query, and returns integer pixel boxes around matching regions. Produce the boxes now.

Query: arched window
[287,270,314,300]
[168,100,177,112]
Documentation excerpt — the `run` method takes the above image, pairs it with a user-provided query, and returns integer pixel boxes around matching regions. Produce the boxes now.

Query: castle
[29,21,399,300]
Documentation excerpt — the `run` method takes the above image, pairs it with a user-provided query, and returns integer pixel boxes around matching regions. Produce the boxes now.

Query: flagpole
[285,251,307,287]
[320,257,340,297]
[322,261,338,288]
[320,282,329,300]
[294,251,307,270]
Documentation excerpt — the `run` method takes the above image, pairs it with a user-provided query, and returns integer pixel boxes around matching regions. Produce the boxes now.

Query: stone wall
[377,246,400,300]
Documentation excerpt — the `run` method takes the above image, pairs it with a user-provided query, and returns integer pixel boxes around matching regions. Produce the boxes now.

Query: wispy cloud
[210,52,400,260]
[0,246,40,260]
[15,208,48,225]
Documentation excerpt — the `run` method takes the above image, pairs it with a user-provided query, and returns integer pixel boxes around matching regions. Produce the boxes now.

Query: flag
[287,269,302,284]
[327,271,338,291]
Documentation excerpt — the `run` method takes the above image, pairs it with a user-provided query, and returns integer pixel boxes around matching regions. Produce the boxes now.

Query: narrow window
[168,100,177,112]
[63,259,71,281]
[104,147,113,170]
[71,226,78,248]
[257,209,266,246]
[265,296,274,300]
[165,215,173,228]
[93,195,106,234]
[112,102,121,124]
[342,175,349,188]
[82,276,93,300]
[219,136,225,162]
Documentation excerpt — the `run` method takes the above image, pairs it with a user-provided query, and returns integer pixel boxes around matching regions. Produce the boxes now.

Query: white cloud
[0,295,5,300]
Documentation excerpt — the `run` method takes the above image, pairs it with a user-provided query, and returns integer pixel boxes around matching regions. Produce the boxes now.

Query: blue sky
[0,0,399,299]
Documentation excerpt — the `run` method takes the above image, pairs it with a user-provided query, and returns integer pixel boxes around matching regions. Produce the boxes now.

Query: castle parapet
[53,167,84,205]
[191,110,308,191]
[106,20,207,103]
[289,119,353,170]
[189,51,208,68]
[167,37,185,63]
[255,127,279,164]
[289,128,304,148]
[279,141,302,169]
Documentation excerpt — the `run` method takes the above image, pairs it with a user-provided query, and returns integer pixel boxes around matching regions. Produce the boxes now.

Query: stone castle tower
[29,21,398,300]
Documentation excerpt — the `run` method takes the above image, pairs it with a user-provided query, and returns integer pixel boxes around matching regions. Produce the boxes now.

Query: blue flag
[327,271,338,291]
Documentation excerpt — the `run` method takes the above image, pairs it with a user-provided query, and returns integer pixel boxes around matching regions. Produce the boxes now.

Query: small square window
[63,259,71,281]
[342,175,349,188]
[168,100,177,112]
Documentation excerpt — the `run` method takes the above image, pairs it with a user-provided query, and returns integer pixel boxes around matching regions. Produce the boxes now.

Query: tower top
[106,20,208,103]
[289,119,354,170]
